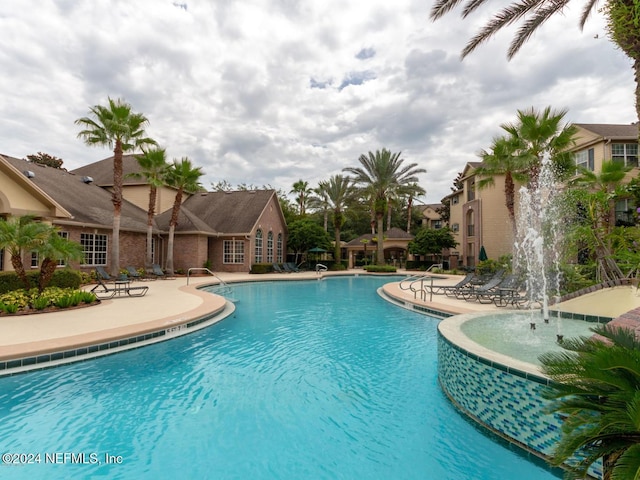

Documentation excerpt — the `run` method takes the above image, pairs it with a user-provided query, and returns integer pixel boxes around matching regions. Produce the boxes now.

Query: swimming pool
[0,276,561,479]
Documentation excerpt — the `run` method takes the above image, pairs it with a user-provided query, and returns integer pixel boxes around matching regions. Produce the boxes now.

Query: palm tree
[501,106,577,190]
[165,157,204,275]
[321,175,358,263]
[0,215,49,289]
[344,149,426,264]
[75,97,157,275]
[429,0,640,130]
[475,135,528,235]
[290,180,312,216]
[132,147,170,268]
[310,182,330,231]
[539,323,640,479]
[36,228,84,293]
[567,160,631,281]
[398,182,426,233]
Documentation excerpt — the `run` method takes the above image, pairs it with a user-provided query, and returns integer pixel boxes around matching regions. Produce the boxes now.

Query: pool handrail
[187,267,228,287]
[399,272,440,302]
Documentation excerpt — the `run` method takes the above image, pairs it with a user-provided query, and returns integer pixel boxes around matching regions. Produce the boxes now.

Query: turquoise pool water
[0,276,560,479]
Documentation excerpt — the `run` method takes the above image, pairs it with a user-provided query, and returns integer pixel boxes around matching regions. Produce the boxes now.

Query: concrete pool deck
[0,270,638,372]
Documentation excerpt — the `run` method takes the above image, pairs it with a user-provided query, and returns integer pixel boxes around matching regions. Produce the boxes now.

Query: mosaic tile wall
[437,332,603,479]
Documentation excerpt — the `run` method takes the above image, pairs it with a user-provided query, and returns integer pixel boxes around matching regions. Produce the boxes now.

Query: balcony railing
[467,224,475,237]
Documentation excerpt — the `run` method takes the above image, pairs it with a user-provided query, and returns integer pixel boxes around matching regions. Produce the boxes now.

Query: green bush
[250,263,273,274]
[32,296,50,310]
[363,264,397,273]
[0,269,82,294]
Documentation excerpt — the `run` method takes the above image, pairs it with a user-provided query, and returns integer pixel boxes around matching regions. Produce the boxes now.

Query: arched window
[255,229,263,263]
[267,231,274,263]
[277,233,283,262]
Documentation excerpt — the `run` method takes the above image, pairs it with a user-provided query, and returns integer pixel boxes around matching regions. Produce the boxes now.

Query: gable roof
[155,190,280,235]
[574,123,638,141]
[2,155,150,232]
[345,227,414,246]
[71,154,151,187]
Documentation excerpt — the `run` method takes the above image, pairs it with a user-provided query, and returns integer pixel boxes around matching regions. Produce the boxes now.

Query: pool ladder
[187,267,236,300]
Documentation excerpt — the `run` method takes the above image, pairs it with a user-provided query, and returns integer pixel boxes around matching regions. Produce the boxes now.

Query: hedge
[0,269,83,294]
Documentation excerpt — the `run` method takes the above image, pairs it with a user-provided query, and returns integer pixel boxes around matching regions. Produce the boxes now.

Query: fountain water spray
[514,154,564,328]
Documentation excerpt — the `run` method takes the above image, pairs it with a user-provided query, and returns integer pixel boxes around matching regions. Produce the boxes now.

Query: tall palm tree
[310,182,330,231]
[344,149,426,264]
[36,228,84,293]
[0,215,49,289]
[321,175,358,262]
[132,147,170,268]
[75,97,157,275]
[399,182,426,233]
[165,157,204,275]
[290,180,312,216]
[539,323,640,479]
[475,135,528,235]
[501,106,577,190]
[429,0,640,130]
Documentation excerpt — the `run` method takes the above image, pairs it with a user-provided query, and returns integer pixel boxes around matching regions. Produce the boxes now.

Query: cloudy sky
[0,0,636,205]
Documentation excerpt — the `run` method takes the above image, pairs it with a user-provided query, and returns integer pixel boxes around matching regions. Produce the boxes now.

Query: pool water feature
[460,311,597,365]
[0,276,561,479]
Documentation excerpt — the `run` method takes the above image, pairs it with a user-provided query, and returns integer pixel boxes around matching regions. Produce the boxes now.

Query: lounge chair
[95,265,115,281]
[449,270,504,299]
[285,262,301,272]
[90,275,149,299]
[125,266,143,281]
[427,272,475,296]
[461,272,506,302]
[272,263,285,273]
[472,274,522,304]
[149,264,175,280]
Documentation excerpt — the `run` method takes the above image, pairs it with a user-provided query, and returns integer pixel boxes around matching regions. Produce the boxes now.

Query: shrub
[250,263,273,274]
[1,302,18,314]
[363,264,397,273]
[32,296,50,310]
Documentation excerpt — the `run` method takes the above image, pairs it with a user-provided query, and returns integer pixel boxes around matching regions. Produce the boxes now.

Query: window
[466,179,475,202]
[223,240,244,264]
[451,195,459,205]
[575,148,594,171]
[0,248,3,271]
[615,199,634,225]
[267,231,274,263]
[277,233,283,262]
[451,223,459,233]
[31,251,39,268]
[255,229,263,263]
[612,143,638,167]
[57,231,69,266]
[80,233,107,266]
[433,220,442,229]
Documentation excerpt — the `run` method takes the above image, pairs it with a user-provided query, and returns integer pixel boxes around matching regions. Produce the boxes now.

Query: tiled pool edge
[0,300,235,377]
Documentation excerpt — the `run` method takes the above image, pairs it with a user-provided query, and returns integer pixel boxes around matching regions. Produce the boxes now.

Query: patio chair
[149,264,175,280]
[460,272,506,302]
[125,266,143,281]
[473,274,522,304]
[427,272,475,296]
[285,262,302,272]
[95,266,115,281]
[272,263,285,273]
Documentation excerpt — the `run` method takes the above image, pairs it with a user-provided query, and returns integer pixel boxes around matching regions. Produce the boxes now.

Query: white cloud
[0,0,635,205]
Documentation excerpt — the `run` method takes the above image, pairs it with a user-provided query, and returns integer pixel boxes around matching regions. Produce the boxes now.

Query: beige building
[444,123,639,269]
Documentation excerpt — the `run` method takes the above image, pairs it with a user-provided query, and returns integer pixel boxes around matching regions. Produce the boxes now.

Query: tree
[430,0,640,133]
[286,218,331,263]
[26,152,64,169]
[408,227,458,260]
[75,97,157,274]
[131,147,170,268]
[0,216,50,289]
[319,175,358,262]
[344,149,426,264]
[36,228,84,292]
[165,157,204,275]
[475,135,528,234]
[500,106,577,190]
[290,179,313,216]
[310,182,330,231]
[540,324,640,479]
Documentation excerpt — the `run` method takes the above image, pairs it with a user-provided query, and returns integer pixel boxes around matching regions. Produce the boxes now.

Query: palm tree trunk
[406,196,413,233]
[504,171,517,237]
[11,253,30,289]
[387,205,392,231]
[146,186,157,268]
[166,225,175,275]
[38,258,56,293]
[376,214,384,265]
[111,141,123,275]
[334,226,341,264]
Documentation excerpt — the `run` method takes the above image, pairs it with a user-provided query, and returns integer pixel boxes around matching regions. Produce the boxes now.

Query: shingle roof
[575,123,639,140]
[71,154,148,186]
[155,190,277,234]
[2,155,150,232]
[345,227,414,246]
